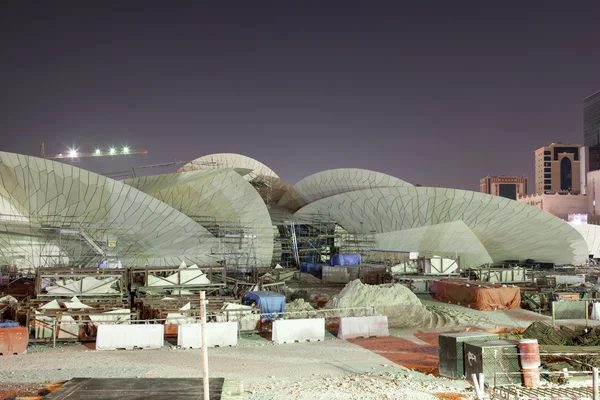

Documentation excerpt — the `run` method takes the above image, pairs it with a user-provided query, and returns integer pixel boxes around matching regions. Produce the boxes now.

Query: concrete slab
[44,378,241,400]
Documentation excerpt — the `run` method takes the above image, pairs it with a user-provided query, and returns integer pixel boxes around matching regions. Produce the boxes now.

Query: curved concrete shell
[124,169,274,266]
[179,153,286,203]
[295,186,588,266]
[0,152,220,268]
[569,223,600,259]
[373,221,493,267]
[279,168,411,212]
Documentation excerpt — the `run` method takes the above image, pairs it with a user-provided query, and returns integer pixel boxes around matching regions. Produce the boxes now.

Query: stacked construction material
[522,321,577,346]
[432,279,521,310]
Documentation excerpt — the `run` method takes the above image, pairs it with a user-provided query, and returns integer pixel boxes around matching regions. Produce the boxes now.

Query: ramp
[44,378,243,400]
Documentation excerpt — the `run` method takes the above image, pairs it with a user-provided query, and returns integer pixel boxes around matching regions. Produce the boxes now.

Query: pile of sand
[284,299,317,319]
[325,279,432,327]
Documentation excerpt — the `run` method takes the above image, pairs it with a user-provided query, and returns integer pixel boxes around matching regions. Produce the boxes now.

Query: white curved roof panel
[179,153,279,179]
[0,152,220,267]
[373,221,493,267]
[124,169,273,266]
[179,153,285,204]
[569,223,600,259]
[295,186,588,266]
[278,168,411,212]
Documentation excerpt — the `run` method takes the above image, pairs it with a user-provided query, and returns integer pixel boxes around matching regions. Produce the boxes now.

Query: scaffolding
[0,213,125,269]
[187,216,260,271]
[273,215,376,267]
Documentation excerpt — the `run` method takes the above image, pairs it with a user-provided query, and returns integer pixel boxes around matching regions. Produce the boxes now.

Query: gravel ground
[0,335,474,400]
[0,294,557,399]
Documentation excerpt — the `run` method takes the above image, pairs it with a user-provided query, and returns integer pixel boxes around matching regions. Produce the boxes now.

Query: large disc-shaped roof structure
[278,168,412,212]
[124,169,274,266]
[0,152,220,268]
[295,185,588,266]
[179,153,286,203]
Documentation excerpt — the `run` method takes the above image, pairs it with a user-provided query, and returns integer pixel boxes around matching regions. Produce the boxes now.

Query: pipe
[200,291,209,399]
[593,367,598,400]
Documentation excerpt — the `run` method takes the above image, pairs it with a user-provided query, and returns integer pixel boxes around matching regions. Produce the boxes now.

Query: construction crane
[40,142,148,159]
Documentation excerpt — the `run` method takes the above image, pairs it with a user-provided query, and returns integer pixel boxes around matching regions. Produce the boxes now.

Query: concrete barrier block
[177,322,238,349]
[338,316,389,339]
[96,324,164,351]
[272,318,325,344]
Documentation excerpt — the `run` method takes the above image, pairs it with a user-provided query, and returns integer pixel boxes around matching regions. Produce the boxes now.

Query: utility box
[438,332,499,378]
[0,327,28,355]
[464,340,523,387]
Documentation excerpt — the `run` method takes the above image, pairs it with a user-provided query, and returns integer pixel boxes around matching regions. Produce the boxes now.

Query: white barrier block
[177,322,238,349]
[272,318,325,344]
[338,316,389,339]
[96,324,164,351]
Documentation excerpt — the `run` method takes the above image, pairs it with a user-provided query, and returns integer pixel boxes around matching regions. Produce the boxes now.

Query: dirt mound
[284,299,317,319]
[324,279,432,327]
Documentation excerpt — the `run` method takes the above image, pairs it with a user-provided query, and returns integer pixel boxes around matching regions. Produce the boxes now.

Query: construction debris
[523,321,600,346]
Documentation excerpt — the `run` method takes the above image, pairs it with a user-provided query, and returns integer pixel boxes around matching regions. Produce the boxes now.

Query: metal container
[464,340,523,387]
[0,327,28,355]
[322,266,350,283]
[438,332,500,379]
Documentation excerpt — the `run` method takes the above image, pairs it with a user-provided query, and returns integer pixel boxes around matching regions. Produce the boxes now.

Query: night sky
[2,1,600,192]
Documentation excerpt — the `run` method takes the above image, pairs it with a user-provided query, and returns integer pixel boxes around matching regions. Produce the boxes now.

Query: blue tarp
[300,263,325,278]
[243,291,286,320]
[304,253,318,263]
[330,253,362,266]
[0,320,19,328]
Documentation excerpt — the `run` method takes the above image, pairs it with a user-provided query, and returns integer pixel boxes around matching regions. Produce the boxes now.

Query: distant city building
[587,170,600,225]
[518,193,588,220]
[535,143,581,195]
[584,92,600,147]
[582,92,600,191]
[479,176,527,200]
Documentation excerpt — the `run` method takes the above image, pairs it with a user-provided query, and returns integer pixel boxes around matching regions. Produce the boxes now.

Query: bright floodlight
[109,147,116,155]
[123,146,130,154]
[68,149,77,158]
[94,148,102,155]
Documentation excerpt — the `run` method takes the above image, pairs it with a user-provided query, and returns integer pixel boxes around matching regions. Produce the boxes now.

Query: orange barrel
[522,368,541,388]
[518,339,541,369]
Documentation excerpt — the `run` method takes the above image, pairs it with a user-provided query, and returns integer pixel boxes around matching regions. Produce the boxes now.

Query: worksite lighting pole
[200,291,209,399]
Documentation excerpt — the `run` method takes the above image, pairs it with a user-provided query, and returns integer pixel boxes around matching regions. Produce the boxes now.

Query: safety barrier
[96,324,164,350]
[338,315,389,339]
[272,318,325,344]
[177,322,238,349]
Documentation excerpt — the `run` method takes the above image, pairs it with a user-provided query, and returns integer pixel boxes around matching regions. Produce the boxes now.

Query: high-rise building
[479,176,527,200]
[535,143,581,194]
[582,93,600,192]
[584,92,600,147]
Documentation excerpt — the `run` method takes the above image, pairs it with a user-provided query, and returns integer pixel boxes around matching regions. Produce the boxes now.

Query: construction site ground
[1,294,598,399]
